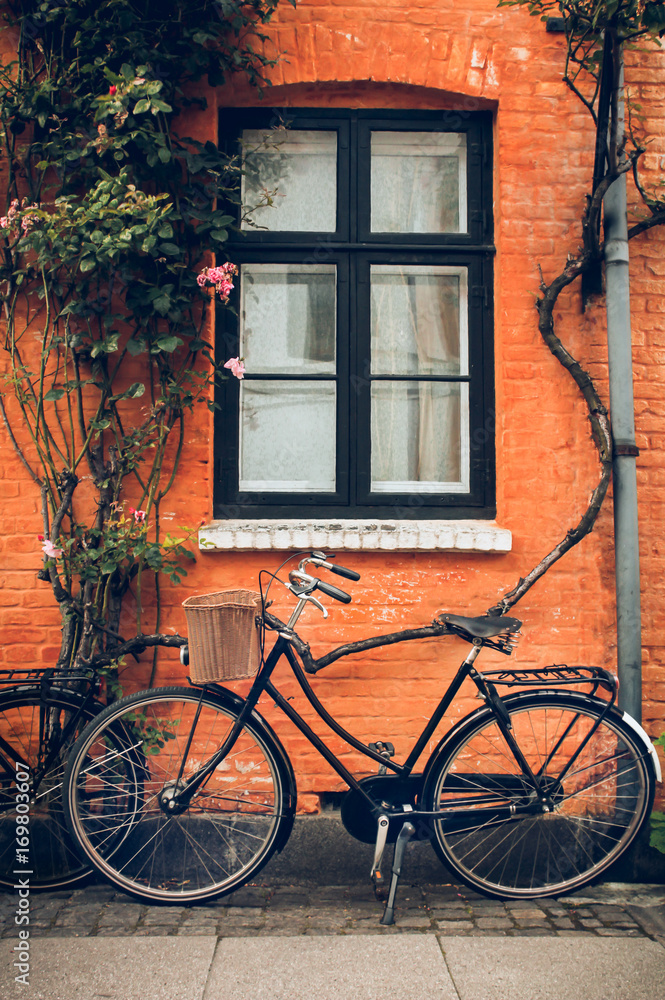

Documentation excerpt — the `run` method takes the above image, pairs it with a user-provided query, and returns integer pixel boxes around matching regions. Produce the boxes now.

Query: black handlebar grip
[316,579,352,604]
[329,563,361,582]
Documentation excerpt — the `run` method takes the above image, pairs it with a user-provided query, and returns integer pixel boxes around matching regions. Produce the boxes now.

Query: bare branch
[0,394,42,484]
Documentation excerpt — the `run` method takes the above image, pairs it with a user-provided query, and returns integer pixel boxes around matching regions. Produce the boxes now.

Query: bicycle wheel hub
[158,781,189,816]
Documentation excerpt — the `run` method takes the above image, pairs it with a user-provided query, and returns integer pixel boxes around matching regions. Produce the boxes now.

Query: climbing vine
[490,0,665,613]
[0,0,291,683]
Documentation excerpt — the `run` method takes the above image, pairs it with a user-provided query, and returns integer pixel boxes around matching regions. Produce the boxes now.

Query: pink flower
[197,263,237,302]
[224,357,245,380]
[20,210,39,234]
[42,539,63,559]
[109,85,117,96]
[0,199,20,232]
[129,507,147,523]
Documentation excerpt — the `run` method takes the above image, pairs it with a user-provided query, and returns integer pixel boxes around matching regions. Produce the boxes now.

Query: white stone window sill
[199,519,512,553]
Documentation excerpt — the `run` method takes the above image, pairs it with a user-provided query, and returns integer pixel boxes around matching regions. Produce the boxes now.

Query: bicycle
[62,552,661,923]
[0,666,105,889]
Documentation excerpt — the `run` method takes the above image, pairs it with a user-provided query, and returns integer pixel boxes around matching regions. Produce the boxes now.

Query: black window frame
[215,108,495,521]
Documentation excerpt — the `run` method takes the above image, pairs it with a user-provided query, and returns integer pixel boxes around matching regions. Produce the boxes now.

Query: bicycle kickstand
[380,821,416,926]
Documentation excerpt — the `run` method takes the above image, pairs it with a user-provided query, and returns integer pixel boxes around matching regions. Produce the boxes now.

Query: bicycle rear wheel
[0,687,101,889]
[63,686,296,903]
[423,692,655,899]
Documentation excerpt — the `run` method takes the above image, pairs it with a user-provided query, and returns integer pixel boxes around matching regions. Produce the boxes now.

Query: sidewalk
[0,879,663,999]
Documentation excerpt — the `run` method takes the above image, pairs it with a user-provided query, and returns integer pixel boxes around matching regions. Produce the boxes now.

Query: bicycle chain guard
[340,774,424,844]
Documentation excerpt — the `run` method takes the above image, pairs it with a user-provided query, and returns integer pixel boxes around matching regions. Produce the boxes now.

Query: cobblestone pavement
[1,880,664,942]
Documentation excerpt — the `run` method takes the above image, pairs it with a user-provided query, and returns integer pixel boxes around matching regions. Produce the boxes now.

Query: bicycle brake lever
[303,594,328,618]
[286,581,329,618]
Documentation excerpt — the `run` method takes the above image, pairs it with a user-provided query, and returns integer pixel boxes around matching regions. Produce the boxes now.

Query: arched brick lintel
[222,79,497,115]
[263,25,502,99]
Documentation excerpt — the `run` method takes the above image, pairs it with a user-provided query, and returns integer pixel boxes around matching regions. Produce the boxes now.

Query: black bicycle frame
[179,630,546,824]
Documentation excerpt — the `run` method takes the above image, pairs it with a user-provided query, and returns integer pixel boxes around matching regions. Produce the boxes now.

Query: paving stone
[552,918,576,929]
[595,927,642,936]
[434,920,474,932]
[510,927,557,936]
[556,930,598,937]
[36,927,92,937]
[476,917,514,929]
[178,926,220,935]
[142,909,187,925]
[580,918,602,928]
[133,926,177,936]
[432,909,470,921]
[95,926,143,937]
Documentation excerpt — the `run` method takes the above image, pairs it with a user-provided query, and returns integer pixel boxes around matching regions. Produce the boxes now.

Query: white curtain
[370,265,469,492]
[239,264,337,492]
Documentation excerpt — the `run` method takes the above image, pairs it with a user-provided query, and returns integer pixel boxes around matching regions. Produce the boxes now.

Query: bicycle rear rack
[478,665,617,700]
[0,666,99,690]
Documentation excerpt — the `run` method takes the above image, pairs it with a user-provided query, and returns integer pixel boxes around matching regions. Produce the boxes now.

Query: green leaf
[43,387,65,401]
[79,257,96,273]
[154,334,182,352]
[152,295,172,315]
[158,242,180,256]
[650,811,665,854]
[157,147,171,164]
[133,99,150,114]
[126,338,146,356]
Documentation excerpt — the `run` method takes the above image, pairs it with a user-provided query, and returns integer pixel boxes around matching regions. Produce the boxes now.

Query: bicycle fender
[621,711,662,782]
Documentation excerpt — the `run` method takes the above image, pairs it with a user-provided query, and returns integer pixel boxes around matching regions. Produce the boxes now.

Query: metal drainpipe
[603,57,642,722]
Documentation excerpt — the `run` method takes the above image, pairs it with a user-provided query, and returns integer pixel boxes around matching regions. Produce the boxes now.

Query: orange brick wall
[1,2,664,809]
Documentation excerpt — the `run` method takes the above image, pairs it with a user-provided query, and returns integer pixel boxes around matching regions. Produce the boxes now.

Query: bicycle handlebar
[327,562,361,582]
[315,579,352,604]
[307,552,361,582]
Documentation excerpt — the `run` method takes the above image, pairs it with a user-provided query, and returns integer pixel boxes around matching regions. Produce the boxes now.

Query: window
[216,109,494,520]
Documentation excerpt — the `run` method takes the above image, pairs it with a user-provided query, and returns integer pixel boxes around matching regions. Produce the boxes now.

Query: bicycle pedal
[372,867,386,887]
[372,870,388,901]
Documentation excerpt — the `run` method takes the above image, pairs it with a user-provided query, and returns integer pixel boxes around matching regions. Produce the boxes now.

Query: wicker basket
[182,590,262,684]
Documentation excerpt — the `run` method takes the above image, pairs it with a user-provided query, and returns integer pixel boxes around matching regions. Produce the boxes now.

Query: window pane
[240,381,336,492]
[371,265,467,376]
[371,131,466,233]
[371,382,469,492]
[240,264,336,375]
[241,129,337,232]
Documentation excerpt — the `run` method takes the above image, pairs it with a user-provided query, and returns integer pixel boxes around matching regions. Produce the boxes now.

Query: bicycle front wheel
[63,686,295,903]
[423,692,655,899]
[0,687,101,889]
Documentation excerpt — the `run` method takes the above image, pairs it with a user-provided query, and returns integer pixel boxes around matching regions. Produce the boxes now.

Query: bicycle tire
[0,686,103,889]
[422,691,655,899]
[63,686,296,904]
